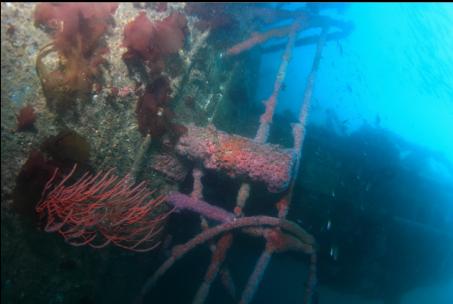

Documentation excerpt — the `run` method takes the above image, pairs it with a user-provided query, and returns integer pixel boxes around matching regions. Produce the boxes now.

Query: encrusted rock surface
[0,3,242,303]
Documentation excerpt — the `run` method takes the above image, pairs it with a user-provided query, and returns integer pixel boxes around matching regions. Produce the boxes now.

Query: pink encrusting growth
[190,24,303,303]
[254,18,300,143]
[149,152,189,182]
[226,22,305,56]
[36,165,172,252]
[176,125,297,193]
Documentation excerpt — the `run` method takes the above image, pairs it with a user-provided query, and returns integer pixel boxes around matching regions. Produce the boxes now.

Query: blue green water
[259,3,453,166]
[255,3,453,303]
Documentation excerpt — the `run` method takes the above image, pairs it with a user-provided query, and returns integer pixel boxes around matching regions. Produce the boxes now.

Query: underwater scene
[1,2,453,304]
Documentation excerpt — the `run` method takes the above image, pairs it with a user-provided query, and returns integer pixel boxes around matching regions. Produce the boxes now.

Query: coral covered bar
[176,125,297,193]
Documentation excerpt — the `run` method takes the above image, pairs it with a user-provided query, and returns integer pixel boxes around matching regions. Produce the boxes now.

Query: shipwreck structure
[1,3,352,304]
[139,5,352,304]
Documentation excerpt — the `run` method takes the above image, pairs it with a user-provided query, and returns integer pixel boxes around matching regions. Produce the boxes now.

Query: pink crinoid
[36,165,172,252]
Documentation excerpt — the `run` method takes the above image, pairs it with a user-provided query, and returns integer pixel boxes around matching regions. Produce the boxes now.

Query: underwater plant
[34,3,118,112]
[12,150,58,219]
[41,129,90,165]
[36,165,172,252]
[122,11,188,143]
[136,76,172,137]
[12,130,92,220]
[16,104,37,132]
[122,11,187,72]
[135,76,187,143]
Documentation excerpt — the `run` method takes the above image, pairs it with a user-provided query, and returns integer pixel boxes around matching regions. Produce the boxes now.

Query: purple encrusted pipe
[167,192,235,223]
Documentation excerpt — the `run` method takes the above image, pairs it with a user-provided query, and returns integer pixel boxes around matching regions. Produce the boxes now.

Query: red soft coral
[154,13,188,54]
[17,105,37,131]
[123,11,187,63]
[35,3,118,58]
[34,3,118,110]
[123,12,155,61]
[135,77,187,142]
[136,77,172,137]
[123,12,188,142]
